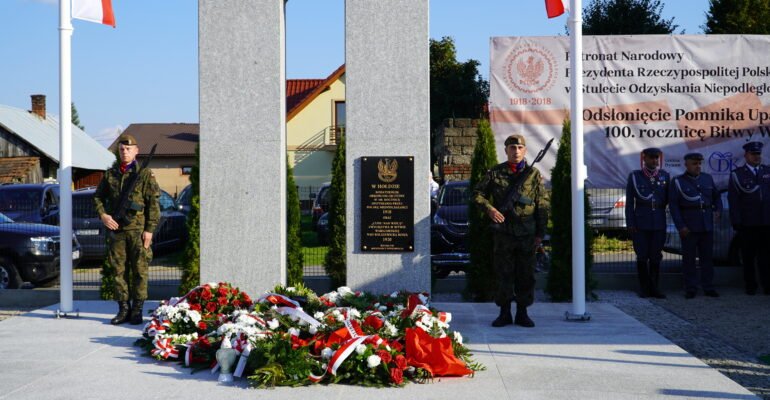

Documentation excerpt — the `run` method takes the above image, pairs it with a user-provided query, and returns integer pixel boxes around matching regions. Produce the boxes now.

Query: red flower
[201,288,213,301]
[217,297,228,306]
[189,303,201,312]
[391,341,404,353]
[197,321,208,330]
[377,350,392,364]
[389,367,403,385]
[232,299,242,309]
[217,287,229,297]
[394,354,407,370]
[386,302,394,308]
[206,302,217,313]
[240,293,251,303]
[364,315,384,330]
[231,288,238,295]
[187,291,199,302]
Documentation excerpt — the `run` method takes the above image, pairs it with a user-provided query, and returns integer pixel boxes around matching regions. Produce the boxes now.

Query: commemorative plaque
[360,156,414,252]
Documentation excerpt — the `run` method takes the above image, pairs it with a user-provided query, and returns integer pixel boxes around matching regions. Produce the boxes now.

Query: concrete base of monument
[0,301,757,399]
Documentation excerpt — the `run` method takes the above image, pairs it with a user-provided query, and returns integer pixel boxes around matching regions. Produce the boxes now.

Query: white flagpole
[568,0,588,320]
[59,0,74,315]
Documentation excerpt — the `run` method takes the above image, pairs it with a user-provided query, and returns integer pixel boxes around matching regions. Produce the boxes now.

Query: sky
[0,0,710,146]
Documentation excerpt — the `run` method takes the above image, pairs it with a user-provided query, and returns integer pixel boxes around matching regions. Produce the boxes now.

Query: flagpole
[58,0,75,316]
[567,0,589,321]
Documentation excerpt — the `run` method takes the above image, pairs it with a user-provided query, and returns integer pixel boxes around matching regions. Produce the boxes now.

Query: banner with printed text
[490,35,770,189]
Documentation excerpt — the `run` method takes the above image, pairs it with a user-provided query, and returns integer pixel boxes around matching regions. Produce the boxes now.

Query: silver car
[663,190,739,264]
[587,189,627,232]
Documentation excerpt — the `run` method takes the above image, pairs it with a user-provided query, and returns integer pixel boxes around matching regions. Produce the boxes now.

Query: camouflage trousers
[493,233,536,307]
[109,230,152,301]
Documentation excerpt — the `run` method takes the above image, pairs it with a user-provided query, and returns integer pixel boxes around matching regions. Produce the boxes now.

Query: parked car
[72,188,188,262]
[0,211,81,289]
[587,189,627,233]
[311,182,331,230]
[663,190,739,264]
[431,180,471,278]
[316,212,330,245]
[176,184,192,215]
[0,183,60,225]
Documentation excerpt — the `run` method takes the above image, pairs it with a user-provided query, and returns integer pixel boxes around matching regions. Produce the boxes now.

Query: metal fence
[298,185,329,277]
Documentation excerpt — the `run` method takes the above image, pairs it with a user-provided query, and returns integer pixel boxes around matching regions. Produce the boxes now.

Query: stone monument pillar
[345,0,431,294]
[199,0,287,294]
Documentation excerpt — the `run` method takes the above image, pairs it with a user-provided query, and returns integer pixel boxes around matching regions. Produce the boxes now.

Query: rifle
[110,144,158,233]
[489,138,554,232]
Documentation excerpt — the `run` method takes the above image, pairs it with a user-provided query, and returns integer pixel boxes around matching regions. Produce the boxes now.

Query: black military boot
[110,301,131,325]
[491,303,513,327]
[649,263,666,299]
[636,261,650,298]
[130,300,145,325]
[514,304,535,328]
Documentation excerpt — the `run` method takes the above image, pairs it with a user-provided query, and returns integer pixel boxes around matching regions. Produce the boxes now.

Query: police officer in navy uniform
[625,147,670,298]
[669,152,722,298]
[728,141,770,295]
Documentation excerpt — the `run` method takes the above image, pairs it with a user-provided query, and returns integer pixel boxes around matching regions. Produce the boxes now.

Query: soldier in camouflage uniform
[94,134,160,325]
[473,134,549,328]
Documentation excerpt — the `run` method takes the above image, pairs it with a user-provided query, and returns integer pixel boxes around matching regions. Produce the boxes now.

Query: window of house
[334,101,346,128]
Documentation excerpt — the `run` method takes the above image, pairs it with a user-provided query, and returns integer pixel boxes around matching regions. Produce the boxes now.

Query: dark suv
[431,180,471,278]
[72,188,188,262]
[0,211,81,289]
[0,183,60,225]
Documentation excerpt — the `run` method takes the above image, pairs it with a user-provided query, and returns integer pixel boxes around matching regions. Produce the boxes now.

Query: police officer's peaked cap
[117,134,138,146]
[642,147,662,157]
[743,141,763,153]
[504,134,526,146]
[684,152,704,161]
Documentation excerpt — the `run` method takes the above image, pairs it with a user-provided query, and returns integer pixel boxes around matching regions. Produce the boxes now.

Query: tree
[286,158,304,286]
[323,135,346,287]
[71,102,85,131]
[545,120,596,301]
[704,0,770,34]
[581,0,678,34]
[430,37,489,167]
[178,145,200,295]
[465,120,499,301]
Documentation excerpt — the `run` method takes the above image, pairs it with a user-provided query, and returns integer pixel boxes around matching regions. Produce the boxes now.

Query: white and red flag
[72,0,116,27]
[545,0,568,18]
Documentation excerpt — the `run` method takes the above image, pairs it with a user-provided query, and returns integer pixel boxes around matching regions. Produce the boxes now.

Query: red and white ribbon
[233,342,252,378]
[275,306,321,327]
[151,337,179,359]
[146,319,170,336]
[257,293,300,308]
[308,335,372,383]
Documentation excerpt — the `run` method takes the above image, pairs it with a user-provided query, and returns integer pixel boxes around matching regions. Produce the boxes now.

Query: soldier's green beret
[504,134,526,147]
[117,134,138,146]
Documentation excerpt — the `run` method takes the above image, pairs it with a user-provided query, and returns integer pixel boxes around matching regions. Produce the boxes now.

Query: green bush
[324,135,346,287]
[545,119,596,301]
[286,158,304,286]
[465,120,498,301]
[178,145,200,295]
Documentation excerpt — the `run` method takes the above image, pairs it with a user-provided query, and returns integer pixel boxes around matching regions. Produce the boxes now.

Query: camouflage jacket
[473,162,549,237]
[94,164,161,232]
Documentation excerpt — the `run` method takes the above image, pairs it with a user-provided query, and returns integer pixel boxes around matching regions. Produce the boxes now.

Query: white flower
[309,325,318,335]
[390,291,399,298]
[332,309,341,317]
[355,344,367,355]
[314,311,325,320]
[378,305,387,312]
[207,282,218,289]
[336,314,345,322]
[267,319,280,330]
[453,331,463,345]
[366,355,381,368]
[286,287,296,293]
[349,309,361,319]
[321,347,334,360]
[337,286,353,296]
[288,327,300,337]
[418,293,429,305]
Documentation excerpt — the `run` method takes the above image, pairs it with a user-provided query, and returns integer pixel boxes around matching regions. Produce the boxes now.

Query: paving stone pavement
[597,288,770,400]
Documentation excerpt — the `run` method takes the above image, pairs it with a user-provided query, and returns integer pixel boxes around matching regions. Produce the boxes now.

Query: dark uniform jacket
[669,173,722,232]
[728,164,770,227]
[625,169,670,231]
[473,162,549,238]
[94,164,161,233]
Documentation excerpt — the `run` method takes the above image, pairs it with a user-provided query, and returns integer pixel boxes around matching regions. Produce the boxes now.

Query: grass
[592,234,634,253]
[301,214,328,266]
